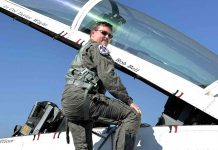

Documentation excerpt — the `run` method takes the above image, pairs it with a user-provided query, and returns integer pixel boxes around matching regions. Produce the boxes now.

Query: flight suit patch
[98,45,109,56]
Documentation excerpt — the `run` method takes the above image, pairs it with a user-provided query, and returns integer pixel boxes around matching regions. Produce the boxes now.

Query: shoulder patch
[98,45,110,56]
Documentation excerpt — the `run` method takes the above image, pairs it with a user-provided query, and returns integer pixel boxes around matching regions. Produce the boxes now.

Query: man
[61,21,141,150]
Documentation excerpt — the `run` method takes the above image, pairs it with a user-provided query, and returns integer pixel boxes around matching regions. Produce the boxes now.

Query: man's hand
[130,103,142,115]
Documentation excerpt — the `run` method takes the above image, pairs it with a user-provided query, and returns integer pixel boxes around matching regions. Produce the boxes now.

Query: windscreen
[79,0,218,88]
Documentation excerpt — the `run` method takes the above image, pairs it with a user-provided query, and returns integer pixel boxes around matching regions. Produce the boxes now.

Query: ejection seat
[13,101,64,136]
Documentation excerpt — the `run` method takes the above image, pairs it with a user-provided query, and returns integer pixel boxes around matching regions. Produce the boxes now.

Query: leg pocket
[91,94,109,106]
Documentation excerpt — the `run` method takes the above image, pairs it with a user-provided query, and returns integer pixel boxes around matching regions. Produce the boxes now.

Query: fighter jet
[1,0,218,149]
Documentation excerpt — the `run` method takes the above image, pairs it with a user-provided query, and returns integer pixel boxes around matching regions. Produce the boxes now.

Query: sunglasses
[96,30,113,38]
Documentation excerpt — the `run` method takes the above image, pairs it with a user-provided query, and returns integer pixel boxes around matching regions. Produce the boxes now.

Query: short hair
[91,21,113,33]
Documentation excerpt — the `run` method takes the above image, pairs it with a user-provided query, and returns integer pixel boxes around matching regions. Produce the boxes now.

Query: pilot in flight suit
[61,21,141,150]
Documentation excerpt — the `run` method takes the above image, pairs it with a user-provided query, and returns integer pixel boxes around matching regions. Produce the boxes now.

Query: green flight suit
[61,39,141,150]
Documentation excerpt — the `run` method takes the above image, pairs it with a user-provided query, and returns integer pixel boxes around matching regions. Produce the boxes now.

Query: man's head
[90,21,113,46]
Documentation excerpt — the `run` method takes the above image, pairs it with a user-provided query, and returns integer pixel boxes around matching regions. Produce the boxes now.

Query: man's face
[91,25,113,46]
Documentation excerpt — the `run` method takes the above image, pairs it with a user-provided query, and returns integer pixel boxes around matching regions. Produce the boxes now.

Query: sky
[0,0,218,138]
